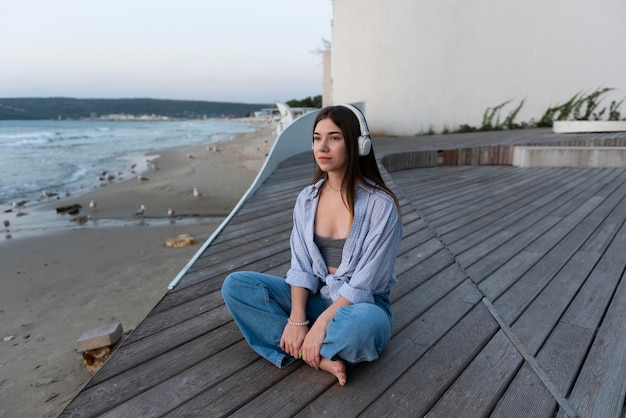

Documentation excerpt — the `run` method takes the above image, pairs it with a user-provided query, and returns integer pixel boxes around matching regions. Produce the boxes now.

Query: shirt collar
[311,178,376,197]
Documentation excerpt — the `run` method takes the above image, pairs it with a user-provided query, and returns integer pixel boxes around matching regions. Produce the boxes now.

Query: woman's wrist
[287,318,310,326]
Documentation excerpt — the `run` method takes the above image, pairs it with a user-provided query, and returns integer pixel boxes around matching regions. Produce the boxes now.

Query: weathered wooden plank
[392,249,456,302]
[392,264,468,333]
[450,169,612,263]
[560,223,626,417]
[62,322,244,415]
[293,279,484,417]
[477,194,611,302]
[422,169,554,227]
[491,322,595,418]
[490,363,557,418]
[441,168,595,247]
[425,330,522,417]
[166,359,301,417]
[509,251,600,354]
[84,304,233,387]
[360,304,498,417]
[95,342,262,418]
[493,174,626,324]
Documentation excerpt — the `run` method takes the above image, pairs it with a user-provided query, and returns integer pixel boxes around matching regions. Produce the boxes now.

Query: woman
[221,104,402,385]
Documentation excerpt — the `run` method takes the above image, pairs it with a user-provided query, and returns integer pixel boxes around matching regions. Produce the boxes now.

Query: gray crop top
[314,234,346,268]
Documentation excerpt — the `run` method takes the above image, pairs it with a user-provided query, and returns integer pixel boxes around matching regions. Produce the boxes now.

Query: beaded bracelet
[287,318,310,326]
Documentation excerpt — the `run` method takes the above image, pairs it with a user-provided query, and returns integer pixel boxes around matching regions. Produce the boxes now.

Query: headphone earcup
[358,135,372,156]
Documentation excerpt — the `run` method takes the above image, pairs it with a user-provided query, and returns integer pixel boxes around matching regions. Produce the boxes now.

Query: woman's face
[313,117,348,175]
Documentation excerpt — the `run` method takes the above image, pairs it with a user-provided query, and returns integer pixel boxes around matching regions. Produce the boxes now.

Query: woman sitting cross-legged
[221,104,402,385]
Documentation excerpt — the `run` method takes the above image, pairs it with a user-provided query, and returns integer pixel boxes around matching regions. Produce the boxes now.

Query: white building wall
[330,0,626,136]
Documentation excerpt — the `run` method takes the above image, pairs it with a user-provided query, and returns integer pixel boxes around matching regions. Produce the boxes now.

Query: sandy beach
[0,122,276,418]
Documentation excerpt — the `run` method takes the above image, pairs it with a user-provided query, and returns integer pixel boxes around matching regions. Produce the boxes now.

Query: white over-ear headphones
[339,103,372,156]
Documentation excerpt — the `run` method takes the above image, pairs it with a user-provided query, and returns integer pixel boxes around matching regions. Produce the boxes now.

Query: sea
[0,119,259,208]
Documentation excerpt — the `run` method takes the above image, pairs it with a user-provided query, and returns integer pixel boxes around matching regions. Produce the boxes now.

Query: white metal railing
[167,109,319,289]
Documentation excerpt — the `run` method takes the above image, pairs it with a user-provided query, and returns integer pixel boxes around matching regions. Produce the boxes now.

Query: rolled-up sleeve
[285,188,319,292]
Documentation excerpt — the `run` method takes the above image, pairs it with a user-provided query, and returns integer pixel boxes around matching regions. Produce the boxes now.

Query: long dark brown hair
[312,105,400,215]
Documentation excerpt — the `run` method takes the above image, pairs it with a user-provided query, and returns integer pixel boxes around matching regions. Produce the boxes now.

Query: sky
[0,0,333,104]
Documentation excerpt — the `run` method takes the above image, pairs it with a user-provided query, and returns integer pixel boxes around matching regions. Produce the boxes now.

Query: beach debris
[3,335,15,342]
[137,175,150,183]
[83,347,111,374]
[76,322,123,352]
[166,233,196,248]
[3,219,10,239]
[89,200,97,210]
[71,215,89,225]
[42,190,59,199]
[76,322,123,374]
[44,393,59,403]
[56,204,82,215]
[193,187,202,198]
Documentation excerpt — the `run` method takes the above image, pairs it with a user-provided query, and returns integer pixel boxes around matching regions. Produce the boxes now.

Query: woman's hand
[280,323,308,359]
[300,296,352,368]
[299,321,327,369]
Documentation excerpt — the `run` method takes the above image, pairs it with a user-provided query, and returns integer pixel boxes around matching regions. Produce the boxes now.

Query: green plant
[480,100,511,131]
[537,87,616,127]
[608,99,623,120]
[503,98,526,129]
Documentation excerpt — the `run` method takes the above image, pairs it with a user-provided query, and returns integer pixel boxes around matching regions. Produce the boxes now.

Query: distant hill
[0,97,273,120]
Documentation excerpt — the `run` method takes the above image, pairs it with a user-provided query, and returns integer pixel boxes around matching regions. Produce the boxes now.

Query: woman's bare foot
[319,357,347,386]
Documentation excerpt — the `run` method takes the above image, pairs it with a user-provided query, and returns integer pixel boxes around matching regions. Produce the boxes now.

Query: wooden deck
[61,129,626,418]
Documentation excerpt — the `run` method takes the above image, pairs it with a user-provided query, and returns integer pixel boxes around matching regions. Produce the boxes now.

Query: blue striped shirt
[285,178,402,304]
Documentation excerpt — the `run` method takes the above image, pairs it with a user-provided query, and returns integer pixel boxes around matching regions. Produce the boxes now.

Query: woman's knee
[222,271,255,300]
[333,304,391,342]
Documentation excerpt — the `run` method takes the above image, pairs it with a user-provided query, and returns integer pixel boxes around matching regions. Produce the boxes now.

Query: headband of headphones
[339,103,372,156]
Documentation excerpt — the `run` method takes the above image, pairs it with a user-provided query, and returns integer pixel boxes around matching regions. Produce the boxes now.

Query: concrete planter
[513,146,626,168]
[553,120,626,133]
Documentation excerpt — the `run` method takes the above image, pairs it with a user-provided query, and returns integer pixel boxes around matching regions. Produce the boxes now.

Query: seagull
[186,153,195,159]
[89,200,97,210]
[42,190,58,199]
[2,219,9,230]
[167,208,175,217]
[138,175,150,183]
[193,187,202,198]
[12,200,27,214]
[134,205,146,216]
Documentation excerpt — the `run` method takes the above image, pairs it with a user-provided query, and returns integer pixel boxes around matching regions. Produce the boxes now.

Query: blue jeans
[221,271,392,368]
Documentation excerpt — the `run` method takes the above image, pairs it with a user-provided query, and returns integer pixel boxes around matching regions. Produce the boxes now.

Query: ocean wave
[0,132,56,148]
